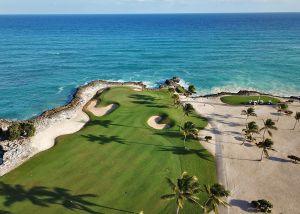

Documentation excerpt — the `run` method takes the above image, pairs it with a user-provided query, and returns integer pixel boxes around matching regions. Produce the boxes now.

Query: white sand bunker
[87,100,118,116]
[147,116,170,130]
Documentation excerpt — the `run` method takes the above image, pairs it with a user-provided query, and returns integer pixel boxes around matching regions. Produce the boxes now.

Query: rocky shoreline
[0,80,145,176]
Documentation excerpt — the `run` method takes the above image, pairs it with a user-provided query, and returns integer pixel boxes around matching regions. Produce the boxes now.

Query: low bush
[251,199,273,213]
[20,123,36,137]
[205,136,212,141]
[6,122,36,141]
[7,124,21,141]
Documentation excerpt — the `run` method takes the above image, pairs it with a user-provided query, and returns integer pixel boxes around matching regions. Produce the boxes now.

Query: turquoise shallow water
[0,13,300,120]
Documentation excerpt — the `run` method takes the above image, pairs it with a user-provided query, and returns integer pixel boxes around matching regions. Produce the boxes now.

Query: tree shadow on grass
[0,182,101,213]
[82,134,126,145]
[85,120,112,128]
[129,94,156,102]
[155,131,182,139]
[158,146,212,161]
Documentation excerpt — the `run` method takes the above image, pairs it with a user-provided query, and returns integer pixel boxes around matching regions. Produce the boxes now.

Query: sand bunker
[87,100,118,117]
[147,116,170,130]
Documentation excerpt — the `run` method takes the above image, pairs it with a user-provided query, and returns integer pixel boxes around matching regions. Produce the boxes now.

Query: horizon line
[0,11,300,16]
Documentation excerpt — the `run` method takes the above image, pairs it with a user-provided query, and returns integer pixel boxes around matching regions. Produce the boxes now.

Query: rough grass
[220,95,281,105]
[0,87,216,214]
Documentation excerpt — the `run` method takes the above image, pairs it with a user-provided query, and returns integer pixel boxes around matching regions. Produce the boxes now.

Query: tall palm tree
[260,119,277,140]
[202,183,230,214]
[181,122,199,149]
[241,107,257,122]
[242,121,259,143]
[161,172,202,214]
[293,112,300,130]
[183,103,194,117]
[188,85,196,95]
[256,138,275,161]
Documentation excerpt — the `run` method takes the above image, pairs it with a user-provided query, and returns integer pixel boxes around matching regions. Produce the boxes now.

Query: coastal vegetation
[202,183,230,214]
[256,138,275,161]
[294,112,300,130]
[0,87,216,213]
[221,96,280,105]
[161,171,202,214]
[287,155,300,164]
[4,122,35,141]
[251,199,273,213]
[241,107,257,122]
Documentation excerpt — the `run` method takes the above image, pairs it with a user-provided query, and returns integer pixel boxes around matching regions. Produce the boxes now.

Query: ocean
[0,13,299,120]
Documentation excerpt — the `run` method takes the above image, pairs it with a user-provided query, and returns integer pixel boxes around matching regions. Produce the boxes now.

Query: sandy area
[147,116,170,130]
[31,109,89,152]
[87,100,118,117]
[182,96,300,214]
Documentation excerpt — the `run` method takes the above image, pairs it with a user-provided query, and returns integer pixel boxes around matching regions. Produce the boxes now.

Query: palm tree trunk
[263,129,266,140]
[183,134,187,149]
[293,121,297,130]
[260,150,264,161]
[176,206,180,214]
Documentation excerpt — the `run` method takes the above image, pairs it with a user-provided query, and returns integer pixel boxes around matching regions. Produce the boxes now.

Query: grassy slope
[221,95,280,105]
[0,87,216,214]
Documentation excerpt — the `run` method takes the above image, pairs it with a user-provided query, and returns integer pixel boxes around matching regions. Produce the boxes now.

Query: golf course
[0,87,216,214]
[220,95,280,105]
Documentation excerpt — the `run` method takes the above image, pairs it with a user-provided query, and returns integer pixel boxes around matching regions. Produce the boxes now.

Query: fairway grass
[221,95,281,105]
[0,87,216,214]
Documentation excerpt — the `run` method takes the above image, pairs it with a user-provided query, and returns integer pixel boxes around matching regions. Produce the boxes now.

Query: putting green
[0,87,216,214]
[221,95,280,105]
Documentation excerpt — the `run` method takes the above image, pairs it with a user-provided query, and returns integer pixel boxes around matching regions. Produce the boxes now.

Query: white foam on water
[57,87,64,94]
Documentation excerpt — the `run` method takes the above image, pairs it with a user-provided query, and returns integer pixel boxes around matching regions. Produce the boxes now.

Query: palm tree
[260,119,277,140]
[293,112,300,130]
[277,103,288,121]
[188,85,196,95]
[241,107,257,122]
[183,103,194,117]
[242,122,259,143]
[256,138,275,161]
[161,172,202,214]
[172,94,181,108]
[181,122,199,149]
[202,183,230,214]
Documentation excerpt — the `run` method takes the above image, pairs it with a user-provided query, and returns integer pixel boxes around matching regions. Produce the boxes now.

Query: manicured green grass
[0,87,216,214]
[221,95,281,105]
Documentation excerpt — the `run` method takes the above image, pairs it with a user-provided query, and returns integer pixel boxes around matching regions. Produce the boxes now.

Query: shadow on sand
[230,199,256,213]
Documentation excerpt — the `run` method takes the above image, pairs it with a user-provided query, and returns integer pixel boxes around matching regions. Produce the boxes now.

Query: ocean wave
[57,86,64,94]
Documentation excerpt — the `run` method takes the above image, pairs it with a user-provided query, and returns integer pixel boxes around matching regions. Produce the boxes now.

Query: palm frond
[166,178,176,191]
[161,194,176,200]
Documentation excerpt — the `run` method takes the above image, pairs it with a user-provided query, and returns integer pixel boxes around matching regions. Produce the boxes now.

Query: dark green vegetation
[5,122,35,141]
[221,96,280,106]
[0,87,216,214]
[251,199,273,213]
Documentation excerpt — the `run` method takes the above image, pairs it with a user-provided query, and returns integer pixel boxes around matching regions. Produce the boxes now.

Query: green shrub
[20,123,36,137]
[188,85,196,94]
[251,199,273,213]
[175,86,186,94]
[205,136,212,141]
[7,124,21,141]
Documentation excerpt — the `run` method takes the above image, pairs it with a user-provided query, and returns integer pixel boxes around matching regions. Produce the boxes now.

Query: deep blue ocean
[0,13,300,120]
